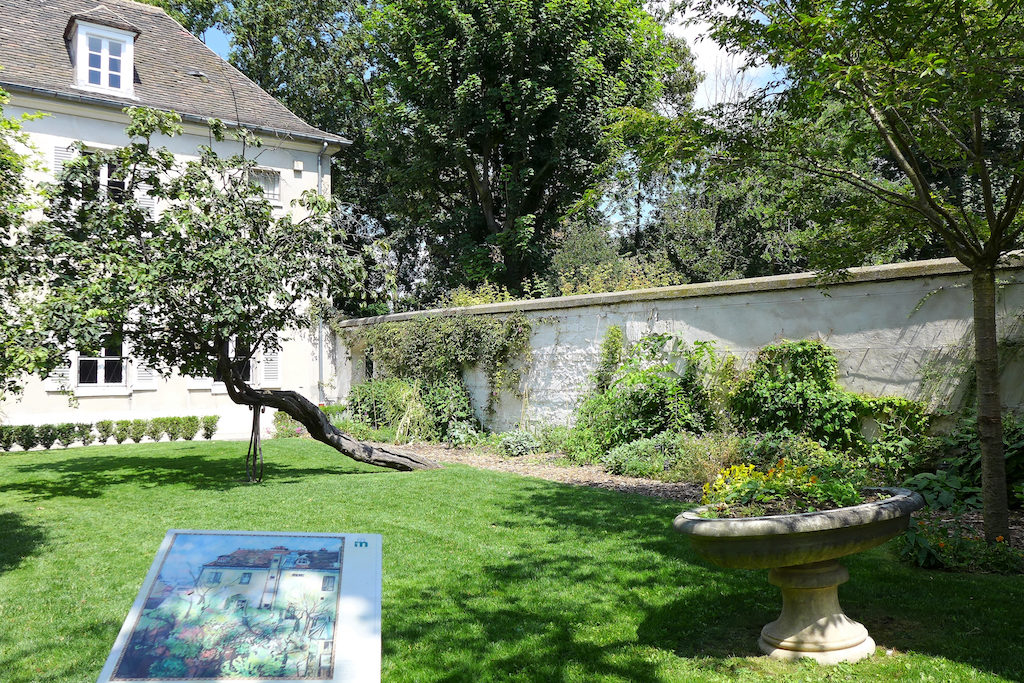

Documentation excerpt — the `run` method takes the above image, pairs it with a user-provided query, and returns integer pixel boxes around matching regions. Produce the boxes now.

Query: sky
[200,26,231,60]
[669,13,775,109]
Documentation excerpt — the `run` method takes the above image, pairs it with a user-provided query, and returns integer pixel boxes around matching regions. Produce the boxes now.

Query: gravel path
[399,442,703,504]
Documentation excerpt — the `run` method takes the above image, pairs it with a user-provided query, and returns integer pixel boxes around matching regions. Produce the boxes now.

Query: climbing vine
[730,339,929,456]
[338,312,532,412]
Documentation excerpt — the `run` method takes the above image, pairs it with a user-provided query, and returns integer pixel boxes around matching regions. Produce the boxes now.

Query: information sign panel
[97,530,382,682]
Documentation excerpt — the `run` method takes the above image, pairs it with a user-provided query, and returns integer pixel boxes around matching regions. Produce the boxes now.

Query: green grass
[1,440,1022,682]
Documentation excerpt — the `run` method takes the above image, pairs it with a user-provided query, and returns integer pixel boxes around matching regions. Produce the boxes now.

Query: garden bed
[396,441,703,502]
[701,490,890,519]
[914,509,1024,552]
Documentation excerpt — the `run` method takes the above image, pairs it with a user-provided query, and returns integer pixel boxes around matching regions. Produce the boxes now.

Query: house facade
[0,0,345,438]
[194,546,341,675]
[197,546,342,616]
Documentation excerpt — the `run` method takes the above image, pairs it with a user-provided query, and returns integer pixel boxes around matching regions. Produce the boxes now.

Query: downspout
[317,141,329,404]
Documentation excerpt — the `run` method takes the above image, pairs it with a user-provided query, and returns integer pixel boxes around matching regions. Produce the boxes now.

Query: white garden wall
[334,257,1024,432]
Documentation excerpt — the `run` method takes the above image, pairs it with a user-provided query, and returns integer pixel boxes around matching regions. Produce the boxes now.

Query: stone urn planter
[673,487,924,664]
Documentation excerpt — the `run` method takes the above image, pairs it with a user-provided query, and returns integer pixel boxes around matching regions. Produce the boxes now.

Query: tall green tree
[0,86,106,399]
[218,0,422,304]
[216,0,689,296]
[628,160,945,283]
[139,0,222,36]
[685,0,1024,541]
[589,97,940,289]
[39,108,436,471]
[0,85,39,397]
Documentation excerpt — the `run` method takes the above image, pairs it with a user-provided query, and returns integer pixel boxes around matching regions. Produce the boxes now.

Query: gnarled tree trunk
[217,353,439,472]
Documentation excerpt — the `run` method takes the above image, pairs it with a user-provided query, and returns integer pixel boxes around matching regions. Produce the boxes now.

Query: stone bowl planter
[673,487,924,664]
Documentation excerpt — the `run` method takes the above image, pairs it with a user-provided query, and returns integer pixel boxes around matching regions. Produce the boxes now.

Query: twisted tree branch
[217,351,439,471]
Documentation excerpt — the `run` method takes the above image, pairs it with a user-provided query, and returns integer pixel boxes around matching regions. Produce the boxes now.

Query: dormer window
[66,9,140,98]
[85,34,125,90]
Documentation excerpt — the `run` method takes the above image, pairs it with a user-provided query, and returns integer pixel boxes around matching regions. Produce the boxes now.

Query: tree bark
[971,267,1010,541]
[217,353,439,472]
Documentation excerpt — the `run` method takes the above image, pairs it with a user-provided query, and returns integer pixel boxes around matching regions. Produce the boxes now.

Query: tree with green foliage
[38,108,436,471]
[212,0,691,296]
[0,85,35,397]
[596,95,947,286]
[137,0,221,36]
[0,85,108,399]
[632,163,946,283]
[681,0,1024,542]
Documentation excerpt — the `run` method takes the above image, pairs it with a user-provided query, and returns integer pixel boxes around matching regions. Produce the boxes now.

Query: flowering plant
[701,459,863,517]
[900,511,1023,573]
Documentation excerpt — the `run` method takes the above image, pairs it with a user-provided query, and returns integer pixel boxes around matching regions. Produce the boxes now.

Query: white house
[0,0,346,438]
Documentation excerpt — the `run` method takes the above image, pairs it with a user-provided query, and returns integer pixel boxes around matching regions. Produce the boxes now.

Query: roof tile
[205,547,341,570]
[0,0,345,144]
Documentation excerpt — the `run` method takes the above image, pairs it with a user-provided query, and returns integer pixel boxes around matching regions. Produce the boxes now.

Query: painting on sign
[98,530,382,683]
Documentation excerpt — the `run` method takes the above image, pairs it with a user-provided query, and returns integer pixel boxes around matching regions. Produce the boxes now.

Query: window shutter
[133,362,158,390]
[52,145,77,177]
[262,348,281,388]
[136,182,157,219]
[43,361,73,392]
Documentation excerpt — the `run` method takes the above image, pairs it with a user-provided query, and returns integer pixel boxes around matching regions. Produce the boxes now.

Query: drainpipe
[317,141,329,404]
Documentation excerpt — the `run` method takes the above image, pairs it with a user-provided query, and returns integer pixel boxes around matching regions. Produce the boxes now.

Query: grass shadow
[0,512,47,574]
[3,444,385,501]
[381,475,775,681]
[485,480,1024,680]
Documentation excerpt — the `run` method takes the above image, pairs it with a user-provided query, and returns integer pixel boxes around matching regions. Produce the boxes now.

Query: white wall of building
[334,258,1024,432]
[0,94,338,439]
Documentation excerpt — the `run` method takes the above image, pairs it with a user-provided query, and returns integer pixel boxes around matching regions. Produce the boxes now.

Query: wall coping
[335,256,1022,329]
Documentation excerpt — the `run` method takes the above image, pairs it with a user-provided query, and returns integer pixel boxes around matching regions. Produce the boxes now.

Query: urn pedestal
[674,488,924,664]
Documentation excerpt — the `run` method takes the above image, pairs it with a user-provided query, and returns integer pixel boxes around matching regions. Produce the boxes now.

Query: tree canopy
[0,86,109,399]
[0,85,40,397]
[210,0,693,298]
[681,0,1024,541]
[38,108,436,471]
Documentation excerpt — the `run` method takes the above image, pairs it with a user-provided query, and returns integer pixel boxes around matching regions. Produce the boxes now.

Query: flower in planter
[702,458,864,517]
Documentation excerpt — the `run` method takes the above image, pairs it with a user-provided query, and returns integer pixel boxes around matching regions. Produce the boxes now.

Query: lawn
[0,440,1022,682]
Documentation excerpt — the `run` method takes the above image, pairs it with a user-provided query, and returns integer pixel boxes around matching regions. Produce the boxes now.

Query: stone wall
[333,258,1024,431]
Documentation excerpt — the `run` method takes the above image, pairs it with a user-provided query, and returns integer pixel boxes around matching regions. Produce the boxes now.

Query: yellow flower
[996,535,1005,543]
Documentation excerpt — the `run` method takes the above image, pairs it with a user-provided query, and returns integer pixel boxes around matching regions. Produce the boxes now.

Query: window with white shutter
[53,145,77,178]
[133,363,158,390]
[261,347,281,388]
[136,182,157,219]
[42,363,72,392]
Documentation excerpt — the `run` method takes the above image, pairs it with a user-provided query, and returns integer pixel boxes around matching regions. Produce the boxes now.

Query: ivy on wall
[337,312,532,412]
[730,339,929,455]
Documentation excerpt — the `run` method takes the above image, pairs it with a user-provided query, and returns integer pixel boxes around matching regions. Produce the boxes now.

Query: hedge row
[0,416,220,451]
